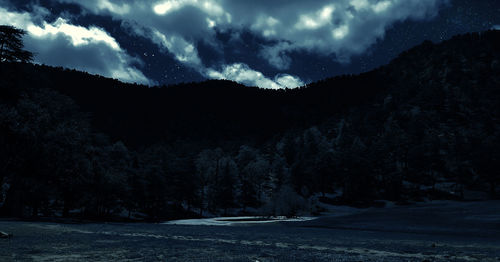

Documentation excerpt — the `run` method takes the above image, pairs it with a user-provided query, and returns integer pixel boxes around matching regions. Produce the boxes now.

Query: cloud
[0,5,152,85]
[117,5,304,89]
[50,0,447,88]
[149,28,203,67]
[228,0,448,65]
[206,63,303,89]
[493,25,500,30]
[259,42,293,70]
[57,0,131,15]
[3,0,448,88]
[27,18,121,50]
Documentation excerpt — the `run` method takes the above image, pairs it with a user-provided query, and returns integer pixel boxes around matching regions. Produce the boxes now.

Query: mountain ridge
[2,30,500,149]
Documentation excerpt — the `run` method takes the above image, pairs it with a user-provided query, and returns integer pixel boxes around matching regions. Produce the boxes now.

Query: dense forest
[0,30,499,220]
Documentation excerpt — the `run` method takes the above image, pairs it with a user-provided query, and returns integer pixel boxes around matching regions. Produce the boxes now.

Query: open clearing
[1,201,499,261]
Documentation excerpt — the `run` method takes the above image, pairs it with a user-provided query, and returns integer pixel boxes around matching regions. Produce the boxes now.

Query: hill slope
[0,30,499,219]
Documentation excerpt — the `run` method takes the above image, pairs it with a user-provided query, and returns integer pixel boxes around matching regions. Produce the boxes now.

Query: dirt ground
[1,200,499,261]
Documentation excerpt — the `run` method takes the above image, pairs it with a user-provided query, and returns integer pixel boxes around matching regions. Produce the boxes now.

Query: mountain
[0,62,387,149]
[0,30,499,220]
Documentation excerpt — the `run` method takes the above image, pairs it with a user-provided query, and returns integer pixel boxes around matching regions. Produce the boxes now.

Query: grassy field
[1,201,499,261]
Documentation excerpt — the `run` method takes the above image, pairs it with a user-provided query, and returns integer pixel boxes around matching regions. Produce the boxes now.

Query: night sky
[1,0,499,88]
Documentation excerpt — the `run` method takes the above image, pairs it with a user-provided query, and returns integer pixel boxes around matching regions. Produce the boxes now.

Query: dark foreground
[1,201,499,262]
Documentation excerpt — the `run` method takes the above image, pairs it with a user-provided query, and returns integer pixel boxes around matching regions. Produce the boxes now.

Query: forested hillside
[1,30,499,220]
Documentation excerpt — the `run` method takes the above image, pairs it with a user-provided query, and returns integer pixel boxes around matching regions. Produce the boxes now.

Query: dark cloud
[0,5,152,84]
[2,0,450,88]
[48,0,448,88]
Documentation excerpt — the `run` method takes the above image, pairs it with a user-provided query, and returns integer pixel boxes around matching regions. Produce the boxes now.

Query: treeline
[1,30,500,220]
[0,83,312,219]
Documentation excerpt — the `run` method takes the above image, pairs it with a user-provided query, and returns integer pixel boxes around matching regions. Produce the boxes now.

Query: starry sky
[1,0,499,89]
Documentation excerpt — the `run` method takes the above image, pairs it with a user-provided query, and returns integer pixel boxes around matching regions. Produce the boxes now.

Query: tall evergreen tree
[0,25,33,63]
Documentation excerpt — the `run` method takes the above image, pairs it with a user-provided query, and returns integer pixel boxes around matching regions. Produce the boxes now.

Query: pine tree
[0,25,33,63]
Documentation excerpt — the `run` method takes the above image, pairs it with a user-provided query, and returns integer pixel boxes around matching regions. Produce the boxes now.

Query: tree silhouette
[0,25,33,63]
